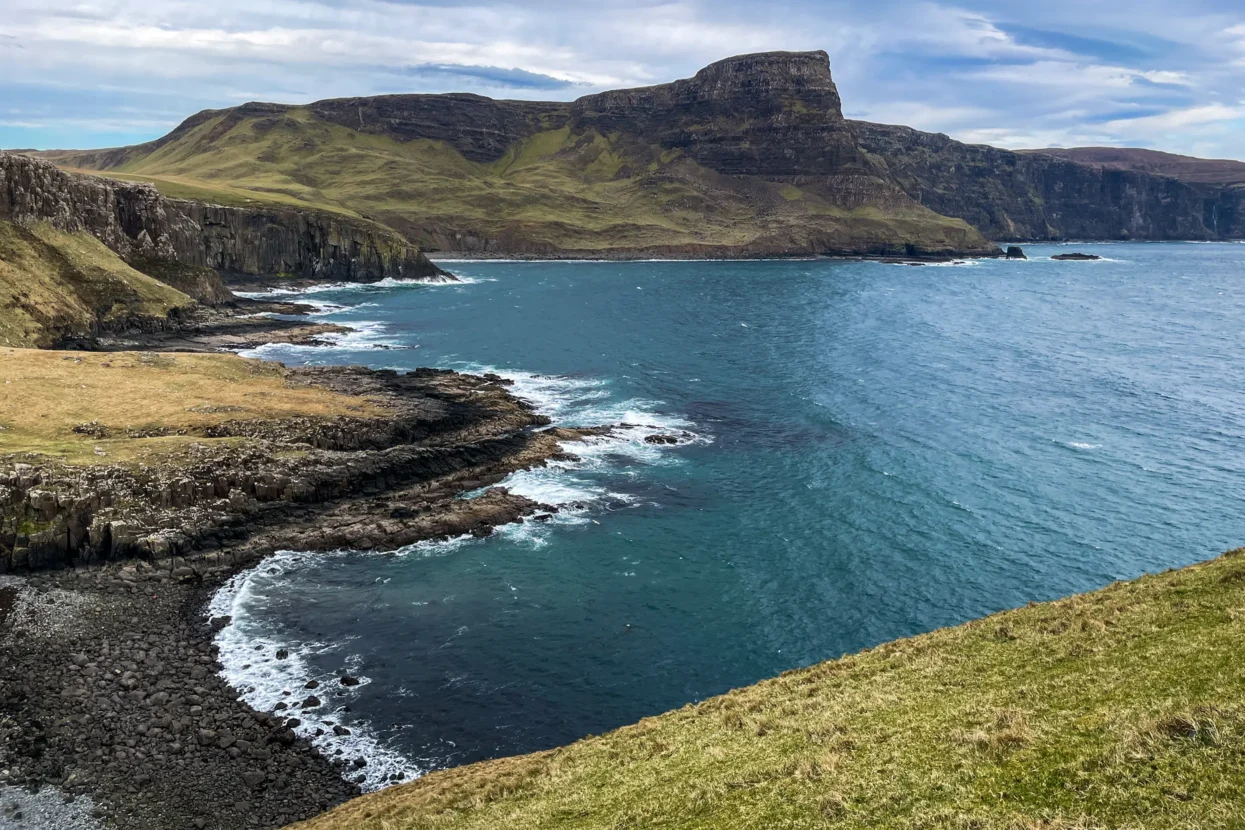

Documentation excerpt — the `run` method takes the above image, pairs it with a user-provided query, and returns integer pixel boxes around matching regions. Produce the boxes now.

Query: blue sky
[3,0,1244,158]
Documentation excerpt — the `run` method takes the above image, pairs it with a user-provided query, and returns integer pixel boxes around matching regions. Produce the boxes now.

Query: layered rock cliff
[0,152,448,282]
[851,121,1245,241]
[571,51,871,179]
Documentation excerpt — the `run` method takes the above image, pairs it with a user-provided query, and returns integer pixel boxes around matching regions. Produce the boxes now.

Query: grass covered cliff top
[293,550,1245,830]
[0,221,194,348]
[0,348,383,464]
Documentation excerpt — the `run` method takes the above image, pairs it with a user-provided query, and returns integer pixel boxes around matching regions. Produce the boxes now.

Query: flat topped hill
[1020,146,1245,186]
[292,550,1245,829]
[35,52,995,259]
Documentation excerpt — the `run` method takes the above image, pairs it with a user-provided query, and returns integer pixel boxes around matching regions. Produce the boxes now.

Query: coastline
[0,295,622,828]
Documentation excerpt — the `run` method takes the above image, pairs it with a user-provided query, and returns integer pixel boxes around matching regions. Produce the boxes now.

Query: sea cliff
[1,152,448,282]
[852,120,1245,241]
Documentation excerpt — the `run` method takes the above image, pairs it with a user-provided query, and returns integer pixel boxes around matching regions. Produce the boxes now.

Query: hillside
[293,550,1245,829]
[0,220,195,347]
[1020,147,1245,186]
[37,52,997,259]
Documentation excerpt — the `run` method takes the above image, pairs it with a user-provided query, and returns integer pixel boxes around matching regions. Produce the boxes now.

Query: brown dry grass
[0,348,383,463]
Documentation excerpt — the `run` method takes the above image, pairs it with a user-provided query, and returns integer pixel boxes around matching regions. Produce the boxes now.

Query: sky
[2,0,1244,159]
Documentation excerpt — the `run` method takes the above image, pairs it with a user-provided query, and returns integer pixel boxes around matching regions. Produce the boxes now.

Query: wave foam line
[208,551,423,791]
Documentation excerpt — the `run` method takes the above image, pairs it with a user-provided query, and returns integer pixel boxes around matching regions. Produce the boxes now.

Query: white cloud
[2,0,1245,160]
[1104,103,1245,132]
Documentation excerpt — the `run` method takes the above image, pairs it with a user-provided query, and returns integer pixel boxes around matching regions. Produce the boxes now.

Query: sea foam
[209,356,706,788]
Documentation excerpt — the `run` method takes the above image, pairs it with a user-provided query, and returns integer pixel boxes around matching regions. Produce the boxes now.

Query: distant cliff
[851,121,1245,241]
[1018,147,1245,186]
[0,152,448,282]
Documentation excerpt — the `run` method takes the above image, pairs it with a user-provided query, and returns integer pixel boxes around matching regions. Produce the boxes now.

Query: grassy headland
[293,551,1245,829]
[42,108,991,258]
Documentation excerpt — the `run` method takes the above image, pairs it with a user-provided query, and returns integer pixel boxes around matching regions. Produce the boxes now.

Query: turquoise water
[211,243,1245,786]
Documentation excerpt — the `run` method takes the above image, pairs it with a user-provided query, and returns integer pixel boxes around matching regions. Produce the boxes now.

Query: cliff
[571,51,872,180]
[0,152,448,282]
[1019,147,1245,186]
[851,121,1245,241]
[36,53,999,259]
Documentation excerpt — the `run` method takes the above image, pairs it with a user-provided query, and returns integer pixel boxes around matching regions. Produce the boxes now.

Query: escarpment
[571,51,872,179]
[0,151,448,282]
[851,121,1245,241]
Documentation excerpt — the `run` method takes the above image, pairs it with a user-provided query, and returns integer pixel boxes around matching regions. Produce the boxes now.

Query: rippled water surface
[213,243,1245,786]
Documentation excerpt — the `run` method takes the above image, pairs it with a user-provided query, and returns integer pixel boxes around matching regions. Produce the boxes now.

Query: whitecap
[208,551,423,791]
[235,321,409,358]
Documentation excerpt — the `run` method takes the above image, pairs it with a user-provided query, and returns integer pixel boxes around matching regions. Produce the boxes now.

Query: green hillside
[292,550,1245,830]
[46,107,992,258]
[0,220,195,347]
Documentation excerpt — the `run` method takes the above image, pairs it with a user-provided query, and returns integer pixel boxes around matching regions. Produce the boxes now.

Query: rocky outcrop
[0,367,553,572]
[572,51,872,180]
[851,120,1245,241]
[0,152,448,282]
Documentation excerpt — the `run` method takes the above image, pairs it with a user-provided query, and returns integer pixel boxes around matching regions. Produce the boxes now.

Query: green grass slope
[46,108,992,258]
[293,550,1245,830]
[0,220,195,347]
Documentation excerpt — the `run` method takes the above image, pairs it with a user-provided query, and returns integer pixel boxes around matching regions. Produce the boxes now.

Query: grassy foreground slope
[294,551,1245,830]
[0,221,194,347]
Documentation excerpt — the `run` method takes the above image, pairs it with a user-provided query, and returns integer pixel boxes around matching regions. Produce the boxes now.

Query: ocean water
[213,242,1245,787]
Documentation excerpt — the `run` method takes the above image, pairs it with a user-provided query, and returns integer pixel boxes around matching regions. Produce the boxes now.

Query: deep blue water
[210,242,1245,787]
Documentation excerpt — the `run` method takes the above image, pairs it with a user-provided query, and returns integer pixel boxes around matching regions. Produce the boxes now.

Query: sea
[207,242,1245,788]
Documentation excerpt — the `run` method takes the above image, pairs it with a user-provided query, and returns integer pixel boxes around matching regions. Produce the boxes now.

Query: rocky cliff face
[572,51,872,180]
[851,121,1245,241]
[310,95,567,163]
[0,152,447,282]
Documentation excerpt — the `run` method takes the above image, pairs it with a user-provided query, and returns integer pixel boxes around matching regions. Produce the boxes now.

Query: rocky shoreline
[0,317,613,828]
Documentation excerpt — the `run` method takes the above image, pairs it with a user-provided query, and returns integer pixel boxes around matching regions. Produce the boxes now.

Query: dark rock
[1005,246,1027,259]
[0,151,448,292]
[1051,252,1103,261]
[338,675,360,687]
[850,120,1243,241]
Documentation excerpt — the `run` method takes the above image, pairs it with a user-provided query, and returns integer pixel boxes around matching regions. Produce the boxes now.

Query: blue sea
[208,242,1245,788]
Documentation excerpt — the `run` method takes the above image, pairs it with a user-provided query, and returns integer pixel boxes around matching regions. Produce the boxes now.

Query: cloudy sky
[3,0,1244,158]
